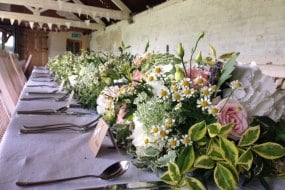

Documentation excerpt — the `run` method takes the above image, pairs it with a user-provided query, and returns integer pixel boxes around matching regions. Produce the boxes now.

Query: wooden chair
[24,54,33,74]
[258,64,285,89]
[9,53,28,83]
[0,92,10,142]
[0,52,25,114]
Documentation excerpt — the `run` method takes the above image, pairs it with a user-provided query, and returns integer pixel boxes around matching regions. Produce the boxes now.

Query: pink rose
[186,67,210,88]
[116,104,127,124]
[216,98,248,140]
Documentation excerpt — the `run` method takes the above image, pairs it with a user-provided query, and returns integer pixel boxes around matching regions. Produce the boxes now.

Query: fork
[20,93,69,101]
[20,116,101,134]
[26,84,58,88]
[20,124,97,134]
[23,116,100,129]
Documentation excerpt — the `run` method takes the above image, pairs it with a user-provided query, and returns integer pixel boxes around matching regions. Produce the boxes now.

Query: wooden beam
[72,0,105,26]
[111,0,131,13]
[0,11,105,30]
[0,0,129,20]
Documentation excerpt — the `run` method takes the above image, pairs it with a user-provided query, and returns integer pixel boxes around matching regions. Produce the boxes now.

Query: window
[0,29,15,52]
[66,39,81,55]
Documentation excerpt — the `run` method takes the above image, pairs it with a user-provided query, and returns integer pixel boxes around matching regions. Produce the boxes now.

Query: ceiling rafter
[0,10,105,30]
[72,0,105,26]
[25,7,47,15]
[111,0,131,13]
[0,0,130,20]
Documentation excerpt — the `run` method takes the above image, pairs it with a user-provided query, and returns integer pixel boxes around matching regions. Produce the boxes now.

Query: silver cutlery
[26,84,58,88]
[19,124,97,134]
[26,89,63,95]
[16,110,93,116]
[31,78,54,82]
[23,116,100,129]
[20,116,100,134]
[20,93,70,102]
[16,160,130,186]
[26,81,65,94]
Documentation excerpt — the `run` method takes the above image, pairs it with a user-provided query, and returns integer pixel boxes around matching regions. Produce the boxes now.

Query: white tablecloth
[0,68,284,190]
[0,68,158,190]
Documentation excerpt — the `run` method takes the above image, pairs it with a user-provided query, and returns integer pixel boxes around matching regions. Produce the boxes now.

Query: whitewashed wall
[91,0,285,65]
[48,31,90,58]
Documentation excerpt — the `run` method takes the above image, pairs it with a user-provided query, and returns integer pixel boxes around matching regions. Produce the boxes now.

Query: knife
[20,97,56,101]
[31,78,54,82]
[26,91,66,95]
[74,181,171,190]
[26,84,58,88]
[16,110,93,116]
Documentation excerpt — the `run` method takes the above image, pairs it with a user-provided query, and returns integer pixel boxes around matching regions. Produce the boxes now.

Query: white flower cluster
[230,62,285,122]
[96,86,120,115]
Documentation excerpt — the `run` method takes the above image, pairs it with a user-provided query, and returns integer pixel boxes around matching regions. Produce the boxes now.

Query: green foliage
[168,162,181,182]
[194,155,215,169]
[47,36,285,190]
[220,137,239,165]
[156,150,177,167]
[214,163,237,190]
[217,53,239,88]
[184,177,206,190]
[238,125,260,147]
[189,121,207,141]
[177,146,195,174]
[252,142,285,159]
[160,121,285,190]
[237,148,253,171]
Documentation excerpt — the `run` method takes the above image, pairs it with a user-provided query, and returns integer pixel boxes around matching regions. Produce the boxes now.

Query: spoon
[16,160,130,187]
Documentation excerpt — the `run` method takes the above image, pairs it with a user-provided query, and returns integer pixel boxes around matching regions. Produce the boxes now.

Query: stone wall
[91,0,285,65]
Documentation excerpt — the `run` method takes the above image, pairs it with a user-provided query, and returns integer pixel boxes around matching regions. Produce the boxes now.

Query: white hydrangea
[96,86,120,115]
[129,116,149,157]
[68,75,77,87]
[229,62,285,122]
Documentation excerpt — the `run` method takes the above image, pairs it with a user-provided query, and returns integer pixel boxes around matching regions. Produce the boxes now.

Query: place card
[89,118,120,157]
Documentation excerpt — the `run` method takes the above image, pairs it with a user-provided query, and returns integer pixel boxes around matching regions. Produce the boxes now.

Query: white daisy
[180,78,191,88]
[165,118,175,126]
[208,106,219,116]
[159,129,169,140]
[182,87,195,98]
[172,92,184,102]
[159,88,170,100]
[181,134,193,146]
[151,125,160,135]
[200,86,211,97]
[230,80,243,90]
[197,97,211,111]
[194,76,205,86]
[168,137,180,149]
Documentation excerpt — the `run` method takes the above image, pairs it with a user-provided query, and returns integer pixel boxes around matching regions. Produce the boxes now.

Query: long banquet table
[1,67,285,190]
[0,67,159,190]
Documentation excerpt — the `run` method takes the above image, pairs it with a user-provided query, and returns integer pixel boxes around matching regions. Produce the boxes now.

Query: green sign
[71,33,81,38]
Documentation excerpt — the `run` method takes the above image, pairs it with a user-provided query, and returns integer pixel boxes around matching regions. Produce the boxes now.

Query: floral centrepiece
[47,34,285,190]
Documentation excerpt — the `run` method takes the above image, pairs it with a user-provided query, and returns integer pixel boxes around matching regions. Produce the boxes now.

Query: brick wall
[91,0,285,65]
